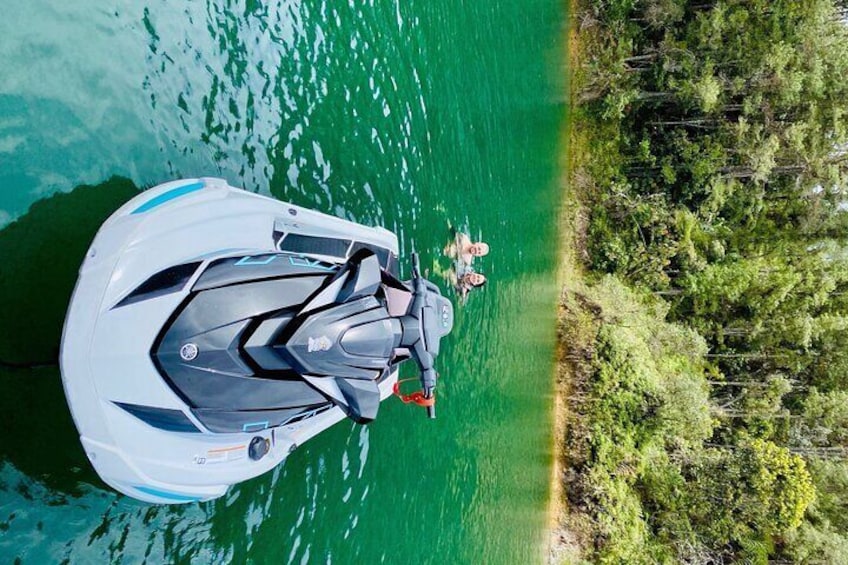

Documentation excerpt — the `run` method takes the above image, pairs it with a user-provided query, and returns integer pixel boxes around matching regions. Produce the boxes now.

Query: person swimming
[445,232,489,266]
[443,228,489,302]
[456,269,486,300]
[449,251,487,302]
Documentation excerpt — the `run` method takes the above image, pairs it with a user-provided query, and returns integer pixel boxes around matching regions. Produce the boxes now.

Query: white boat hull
[60,178,401,503]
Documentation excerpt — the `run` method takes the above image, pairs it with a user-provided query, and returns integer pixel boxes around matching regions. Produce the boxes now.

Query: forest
[561,0,848,562]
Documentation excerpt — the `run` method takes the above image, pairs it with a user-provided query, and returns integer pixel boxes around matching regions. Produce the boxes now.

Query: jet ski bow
[60,178,453,504]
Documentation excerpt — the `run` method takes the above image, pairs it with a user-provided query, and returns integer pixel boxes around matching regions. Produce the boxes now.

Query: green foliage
[785,521,848,565]
[568,0,848,561]
[804,459,848,533]
[579,0,848,287]
[563,276,817,562]
[566,277,715,563]
[681,439,813,562]
[748,439,815,532]
[793,389,848,448]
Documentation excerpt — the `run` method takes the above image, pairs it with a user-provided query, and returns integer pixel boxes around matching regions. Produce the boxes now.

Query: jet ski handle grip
[422,371,437,419]
[411,252,421,279]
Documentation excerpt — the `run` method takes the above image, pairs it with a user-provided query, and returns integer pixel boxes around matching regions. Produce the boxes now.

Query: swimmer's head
[469,242,490,257]
[464,272,487,287]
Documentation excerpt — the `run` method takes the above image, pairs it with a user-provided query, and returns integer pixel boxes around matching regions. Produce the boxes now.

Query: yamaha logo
[180,343,199,361]
[307,336,332,353]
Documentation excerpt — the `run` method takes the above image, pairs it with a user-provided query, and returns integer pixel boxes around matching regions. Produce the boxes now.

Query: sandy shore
[545,0,584,562]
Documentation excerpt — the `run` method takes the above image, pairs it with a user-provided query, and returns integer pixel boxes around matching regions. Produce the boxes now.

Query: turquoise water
[0,1,565,562]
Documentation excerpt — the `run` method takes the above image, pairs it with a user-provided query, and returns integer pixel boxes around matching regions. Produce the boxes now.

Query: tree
[688,440,814,552]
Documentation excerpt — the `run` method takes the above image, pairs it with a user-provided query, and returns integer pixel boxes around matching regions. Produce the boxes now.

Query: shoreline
[546,0,585,562]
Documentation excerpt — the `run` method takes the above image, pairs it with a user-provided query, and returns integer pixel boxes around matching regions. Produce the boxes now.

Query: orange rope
[392,378,436,407]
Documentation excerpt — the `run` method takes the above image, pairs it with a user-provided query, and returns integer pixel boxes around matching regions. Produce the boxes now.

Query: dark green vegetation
[563,0,848,562]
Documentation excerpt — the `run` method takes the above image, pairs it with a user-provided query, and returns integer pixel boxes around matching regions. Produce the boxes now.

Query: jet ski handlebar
[408,252,443,419]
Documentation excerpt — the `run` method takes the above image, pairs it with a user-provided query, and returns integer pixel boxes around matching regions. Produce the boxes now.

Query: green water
[0,1,565,562]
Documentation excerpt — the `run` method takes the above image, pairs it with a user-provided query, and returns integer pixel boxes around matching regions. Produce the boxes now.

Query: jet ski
[60,178,453,504]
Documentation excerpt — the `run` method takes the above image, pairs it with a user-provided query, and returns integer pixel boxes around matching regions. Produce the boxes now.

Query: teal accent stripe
[242,421,269,432]
[235,255,277,266]
[131,182,205,214]
[289,256,335,271]
[134,485,203,502]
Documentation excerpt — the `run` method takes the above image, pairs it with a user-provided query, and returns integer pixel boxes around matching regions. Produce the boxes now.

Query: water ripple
[0,0,564,561]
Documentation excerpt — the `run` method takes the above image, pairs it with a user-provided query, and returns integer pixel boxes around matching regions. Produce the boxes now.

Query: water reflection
[0,178,139,367]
